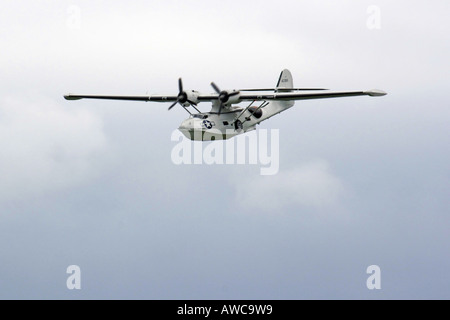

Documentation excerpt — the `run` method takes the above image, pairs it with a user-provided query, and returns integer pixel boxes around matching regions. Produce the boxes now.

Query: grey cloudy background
[0,0,449,299]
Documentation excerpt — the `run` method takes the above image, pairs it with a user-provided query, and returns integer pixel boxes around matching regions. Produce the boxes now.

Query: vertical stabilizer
[276,69,294,91]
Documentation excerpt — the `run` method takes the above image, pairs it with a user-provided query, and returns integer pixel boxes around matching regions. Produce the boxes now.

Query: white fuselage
[178,100,294,141]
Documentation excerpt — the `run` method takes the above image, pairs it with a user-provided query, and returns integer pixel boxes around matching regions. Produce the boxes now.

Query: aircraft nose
[179,118,203,130]
[178,119,192,130]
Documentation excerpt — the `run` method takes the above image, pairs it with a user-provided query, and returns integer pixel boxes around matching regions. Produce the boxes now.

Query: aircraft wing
[236,89,387,101]
[64,89,386,104]
[64,94,178,102]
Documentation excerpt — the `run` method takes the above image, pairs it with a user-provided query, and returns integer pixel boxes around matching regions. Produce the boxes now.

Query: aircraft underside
[178,100,294,141]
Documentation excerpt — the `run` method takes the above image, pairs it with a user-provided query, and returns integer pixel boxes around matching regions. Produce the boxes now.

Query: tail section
[248,69,295,125]
[276,69,294,91]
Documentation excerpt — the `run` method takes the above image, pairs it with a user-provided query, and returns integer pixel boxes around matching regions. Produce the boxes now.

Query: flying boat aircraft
[64,69,386,141]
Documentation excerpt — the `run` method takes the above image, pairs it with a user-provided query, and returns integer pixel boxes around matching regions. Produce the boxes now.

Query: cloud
[0,96,111,202]
[0,0,448,300]
[233,160,345,211]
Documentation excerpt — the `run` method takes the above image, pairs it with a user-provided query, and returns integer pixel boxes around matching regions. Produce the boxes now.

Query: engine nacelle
[219,90,240,105]
[180,90,200,107]
[225,92,241,105]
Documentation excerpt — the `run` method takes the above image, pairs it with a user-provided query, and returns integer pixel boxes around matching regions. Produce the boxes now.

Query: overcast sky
[0,0,449,299]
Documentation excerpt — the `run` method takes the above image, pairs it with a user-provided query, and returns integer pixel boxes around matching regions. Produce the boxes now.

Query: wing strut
[241,101,268,125]
[234,100,256,122]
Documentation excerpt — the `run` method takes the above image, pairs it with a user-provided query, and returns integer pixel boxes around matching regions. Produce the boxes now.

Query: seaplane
[64,69,386,141]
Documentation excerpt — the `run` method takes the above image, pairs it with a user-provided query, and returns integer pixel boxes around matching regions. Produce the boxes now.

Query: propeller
[210,82,240,115]
[168,78,197,111]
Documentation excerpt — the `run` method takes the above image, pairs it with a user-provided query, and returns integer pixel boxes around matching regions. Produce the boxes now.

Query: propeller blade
[211,82,221,94]
[168,101,178,111]
[218,103,223,115]
[178,78,183,93]
[228,91,240,97]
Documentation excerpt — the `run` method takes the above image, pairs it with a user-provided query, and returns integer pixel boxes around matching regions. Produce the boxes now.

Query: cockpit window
[192,114,208,119]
